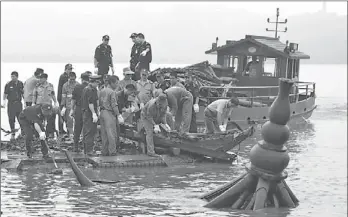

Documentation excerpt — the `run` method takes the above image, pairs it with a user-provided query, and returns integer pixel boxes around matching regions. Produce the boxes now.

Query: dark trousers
[97,64,110,76]
[46,115,56,135]
[58,103,65,133]
[25,102,32,107]
[19,117,48,156]
[8,101,23,135]
[189,107,198,133]
[73,106,83,151]
[82,110,97,154]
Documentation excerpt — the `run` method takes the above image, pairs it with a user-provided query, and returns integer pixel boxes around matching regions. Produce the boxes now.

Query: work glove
[219,125,226,132]
[1,99,6,108]
[130,106,136,112]
[140,103,145,109]
[39,132,46,140]
[164,124,171,131]
[154,125,161,134]
[193,104,199,113]
[94,67,98,74]
[60,107,66,116]
[118,115,124,124]
[223,124,227,131]
[141,51,147,56]
[92,113,98,123]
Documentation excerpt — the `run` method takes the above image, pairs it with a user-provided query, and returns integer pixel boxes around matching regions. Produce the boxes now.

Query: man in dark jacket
[134,33,152,80]
[2,71,24,140]
[57,63,73,134]
[129,33,139,74]
[94,35,114,76]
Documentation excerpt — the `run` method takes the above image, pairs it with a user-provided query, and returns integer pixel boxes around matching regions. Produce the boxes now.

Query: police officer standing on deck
[80,75,101,156]
[94,35,115,76]
[2,71,25,140]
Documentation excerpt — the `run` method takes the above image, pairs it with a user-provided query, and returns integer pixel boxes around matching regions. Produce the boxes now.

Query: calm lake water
[1,63,347,217]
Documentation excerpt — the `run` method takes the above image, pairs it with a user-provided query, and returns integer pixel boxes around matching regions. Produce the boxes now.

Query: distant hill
[1,5,346,64]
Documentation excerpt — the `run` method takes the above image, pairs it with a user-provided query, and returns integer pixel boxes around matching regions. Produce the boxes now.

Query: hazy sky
[1,1,347,63]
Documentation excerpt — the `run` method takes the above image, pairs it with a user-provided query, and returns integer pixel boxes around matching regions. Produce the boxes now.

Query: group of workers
[1,34,240,159]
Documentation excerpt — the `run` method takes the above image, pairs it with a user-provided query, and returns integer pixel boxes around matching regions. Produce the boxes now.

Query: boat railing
[199,81,316,107]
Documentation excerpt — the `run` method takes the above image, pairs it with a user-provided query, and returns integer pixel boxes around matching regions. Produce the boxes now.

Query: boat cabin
[205,35,310,88]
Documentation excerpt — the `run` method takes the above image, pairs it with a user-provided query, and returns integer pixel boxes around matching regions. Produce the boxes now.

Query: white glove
[130,106,136,112]
[219,125,226,132]
[154,125,161,133]
[118,115,124,124]
[223,124,227,131]
[193,104,199,113]
[39,132,46,140]
[94,67,98,74]
[60,107,66,116]
[164,124,171,131]
[54,102,59,108]
[141,51,147,56]
[140,103,145,109]
[92,113,98,123]
[1,99,6,108]
[69,109,74,118]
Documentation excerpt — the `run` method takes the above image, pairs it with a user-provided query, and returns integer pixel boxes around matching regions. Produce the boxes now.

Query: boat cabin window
[263,58,276,77]
[222,55,238,72]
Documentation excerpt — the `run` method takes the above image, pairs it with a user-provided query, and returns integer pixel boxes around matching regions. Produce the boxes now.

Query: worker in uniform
[80,75,101,156]
[32,73,59,138]
[99,75,125,156]
[140,93,170,157]
[134,33,152,80]
[18,104,53,159]
[204,98,239,134]
[94,35,115,77]
[129,33,139,74]
[60,71,79,139]
[57,64,73,134]
[154,71,171,91]
[23,68,43,107]
[116,67,137,92]
[136,69,155,109]
[116,84,139,125]
[184,72,200,133]
[164,86,193,134]
[169,71,185,88]
[2,71,24,140]
[70,72,90,153]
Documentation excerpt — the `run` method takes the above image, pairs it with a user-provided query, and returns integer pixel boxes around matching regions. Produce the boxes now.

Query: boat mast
[266,8,288,39]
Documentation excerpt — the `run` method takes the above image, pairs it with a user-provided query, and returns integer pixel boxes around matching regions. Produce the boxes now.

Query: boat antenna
[266,8,288,39]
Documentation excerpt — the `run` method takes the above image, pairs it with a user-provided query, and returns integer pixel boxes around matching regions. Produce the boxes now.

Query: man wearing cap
[155,71,171,91]
[94,35,115,76]
[70,72,91,152]
[23,68,43,107]
[99,75,125,156]
[204,98,239,134]
[116,67,138,92]
[18,104,53,159]
[135,33,152,77]
[57,64,73,134]
[2,71,25,140]
[184,72,200,133]
[32,72,59,137]
[164,86,193,134]
[141,93,170,157]
[60,72,79,139]
[129,33,140,74]
[81,74,101,155]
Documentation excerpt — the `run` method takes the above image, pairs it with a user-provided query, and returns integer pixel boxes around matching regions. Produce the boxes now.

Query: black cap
[65,63,73,70]
[41,104,53,112]
[89,74,102,82]
[81,72,90,81]
[40,73,48,79]
[34,68,44,76]
[130,33,137,38]
[125,83,136,91]
[137,33,145,39]
[102,35,110,40]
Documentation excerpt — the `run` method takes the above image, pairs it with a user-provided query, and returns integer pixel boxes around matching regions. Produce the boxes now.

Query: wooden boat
[148,34,317,130]
[119,123,255,162]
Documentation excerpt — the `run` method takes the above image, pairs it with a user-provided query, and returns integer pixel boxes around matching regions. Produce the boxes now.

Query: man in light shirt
[23,68,43,107]
[204,97,239,134]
